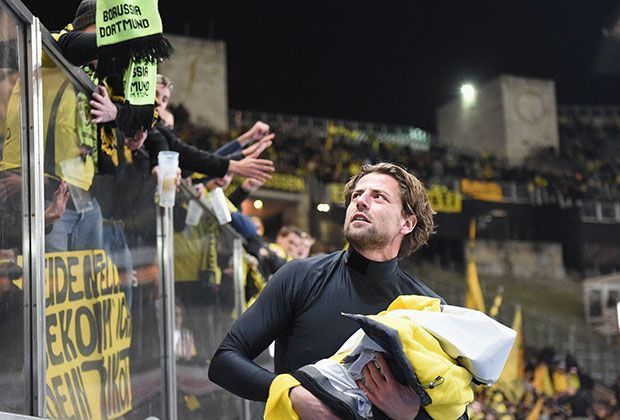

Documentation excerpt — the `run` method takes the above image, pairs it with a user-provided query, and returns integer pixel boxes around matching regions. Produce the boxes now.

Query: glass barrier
[37,46,166,418]
[174,183,269,419]
[0,3,26,415]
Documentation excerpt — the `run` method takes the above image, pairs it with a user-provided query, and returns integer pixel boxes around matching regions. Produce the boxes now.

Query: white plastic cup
[66,183,94,213]
[208,187,232,225]
[157,151,179,208]
[184,199,204,226]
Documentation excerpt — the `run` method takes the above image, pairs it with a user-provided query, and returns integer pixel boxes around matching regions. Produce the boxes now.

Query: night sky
[28,0,620,132]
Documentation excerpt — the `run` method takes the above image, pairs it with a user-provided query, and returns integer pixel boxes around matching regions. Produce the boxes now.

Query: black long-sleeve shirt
[208,248,443,402]
[145,125,230,177]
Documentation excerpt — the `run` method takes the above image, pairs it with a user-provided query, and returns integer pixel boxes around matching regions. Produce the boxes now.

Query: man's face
[155,83,171,115]
[344,173,411,252]
[296,238,314,258]
[277,233,302,257]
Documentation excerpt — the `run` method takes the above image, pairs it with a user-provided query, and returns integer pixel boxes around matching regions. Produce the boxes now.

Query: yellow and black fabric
[54,25,149,171]
[1,67,95,190]
[265,295,475,420]
[268,242,289,261]
[174,201,222,305]
[94,0,172,134]
[243,257,266,309]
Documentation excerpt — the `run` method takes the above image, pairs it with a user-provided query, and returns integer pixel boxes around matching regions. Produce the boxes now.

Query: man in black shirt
[209,162,440,419]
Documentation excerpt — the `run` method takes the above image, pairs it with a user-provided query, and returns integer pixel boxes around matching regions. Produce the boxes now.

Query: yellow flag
[465,219,486,312]
[525,397,545,420]
[494,305,525,404]
[489,286,504,318]
[552,370,568,395]
[532,363,554,397]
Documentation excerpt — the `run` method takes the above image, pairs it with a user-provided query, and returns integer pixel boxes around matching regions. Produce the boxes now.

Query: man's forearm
[208,335,276,401]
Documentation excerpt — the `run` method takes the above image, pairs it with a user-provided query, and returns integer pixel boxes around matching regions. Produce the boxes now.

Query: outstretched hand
[356,353,421,420]
[228,156,274,183]
[151,166,182,189]
[241,177,265,193]
[45,181,70,226]
[90,85,118,124]
[0,172,21,203]
[125,129,148,150]
[242,133,275,158]
[237,121,270,145]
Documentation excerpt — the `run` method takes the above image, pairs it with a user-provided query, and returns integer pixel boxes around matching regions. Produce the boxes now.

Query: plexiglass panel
[174,187,265,419]
[0,4,26,415]
[40,47,165,419]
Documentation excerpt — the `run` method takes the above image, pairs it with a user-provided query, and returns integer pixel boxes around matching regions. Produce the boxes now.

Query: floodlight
[460,83,476,103]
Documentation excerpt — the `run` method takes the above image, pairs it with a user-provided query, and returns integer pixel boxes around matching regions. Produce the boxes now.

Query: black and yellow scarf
[95,0,172,133]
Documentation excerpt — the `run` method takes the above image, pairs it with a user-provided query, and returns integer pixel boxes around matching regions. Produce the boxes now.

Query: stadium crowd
[470,346,620,419]
[171,104,620,204]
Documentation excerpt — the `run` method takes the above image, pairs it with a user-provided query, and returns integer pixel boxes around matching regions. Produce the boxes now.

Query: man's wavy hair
[343,162,436,257]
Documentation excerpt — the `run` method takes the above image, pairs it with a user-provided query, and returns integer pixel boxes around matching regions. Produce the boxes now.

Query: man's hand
[290,386,341,420]
[125,129,148,150]
[241,177,265,193]
[151,166,182,188]
[158,108,175,128]
[90,86,118,124]
[228,156,274,183]
[44,181,70,226]
[193,181,206,197]
[237,121,270,145]
[356,353,421,420]
[0,172,21,203]
[241,133,274,158]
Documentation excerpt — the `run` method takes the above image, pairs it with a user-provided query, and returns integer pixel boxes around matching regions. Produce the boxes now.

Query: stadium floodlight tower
[460,83,477,105]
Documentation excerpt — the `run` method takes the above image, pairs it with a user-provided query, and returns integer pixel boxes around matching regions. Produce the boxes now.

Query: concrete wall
[158,34,228,131]
[501,75,559,166]
[436,75,560,166]
[471,239,566,280]
[436,77,506,159]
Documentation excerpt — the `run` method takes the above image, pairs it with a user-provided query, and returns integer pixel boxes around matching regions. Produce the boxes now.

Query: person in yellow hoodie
[0,60,113,251]
[209,162,441,419]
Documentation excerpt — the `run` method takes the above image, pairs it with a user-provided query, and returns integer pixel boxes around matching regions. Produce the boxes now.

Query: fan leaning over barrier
[95,0,173,134]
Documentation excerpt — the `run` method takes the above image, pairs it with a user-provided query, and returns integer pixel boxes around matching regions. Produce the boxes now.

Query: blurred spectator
[296,231,316,258]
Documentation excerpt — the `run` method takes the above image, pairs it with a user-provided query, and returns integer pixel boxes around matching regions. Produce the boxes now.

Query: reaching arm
[147,125,230,177]
[56,31,98,66]
[214,139,242,157]
[208,261,300,401]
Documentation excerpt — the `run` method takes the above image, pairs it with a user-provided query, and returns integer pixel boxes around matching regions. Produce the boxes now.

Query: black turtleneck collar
[345,247,399,279]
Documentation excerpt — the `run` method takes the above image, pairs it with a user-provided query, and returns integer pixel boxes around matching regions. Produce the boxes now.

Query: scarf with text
[95,0,172,133]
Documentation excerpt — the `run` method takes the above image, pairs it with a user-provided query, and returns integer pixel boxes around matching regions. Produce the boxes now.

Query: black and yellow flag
[465,218,486,312]
[494,304,525,404]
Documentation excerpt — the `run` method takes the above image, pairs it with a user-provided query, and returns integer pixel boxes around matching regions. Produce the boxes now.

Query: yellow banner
[328,182,346,204]
[326,122,363,141]
[40,250,132,419]
[263,173,305,192]
[460,179,504,202]
[427,185,462,213]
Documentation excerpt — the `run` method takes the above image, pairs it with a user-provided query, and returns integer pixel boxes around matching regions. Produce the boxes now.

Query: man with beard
[209,162,441,419]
